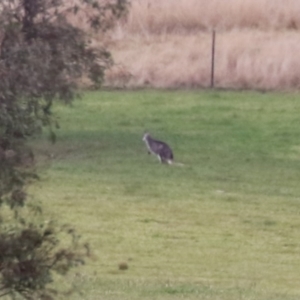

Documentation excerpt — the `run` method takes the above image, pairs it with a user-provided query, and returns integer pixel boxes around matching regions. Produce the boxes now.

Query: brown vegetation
[101,0,300,90]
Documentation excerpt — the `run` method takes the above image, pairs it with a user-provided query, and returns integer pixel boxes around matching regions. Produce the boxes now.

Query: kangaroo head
[142,132,150,142]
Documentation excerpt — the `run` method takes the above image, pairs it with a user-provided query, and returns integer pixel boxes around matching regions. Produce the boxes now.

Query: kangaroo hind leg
[167,159,173,165]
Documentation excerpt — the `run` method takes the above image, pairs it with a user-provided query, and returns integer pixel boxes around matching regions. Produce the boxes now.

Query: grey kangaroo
[142,132,174,164]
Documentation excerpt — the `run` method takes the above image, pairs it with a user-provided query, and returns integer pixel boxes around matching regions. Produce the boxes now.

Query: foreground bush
[0,0,128,298]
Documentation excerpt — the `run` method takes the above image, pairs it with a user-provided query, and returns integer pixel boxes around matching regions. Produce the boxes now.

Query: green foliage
[0,214,88,299]
[0,0,128,141]
[0,0,128,298]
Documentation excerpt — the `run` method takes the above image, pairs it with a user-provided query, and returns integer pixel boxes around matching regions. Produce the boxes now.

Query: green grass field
[31,89,300,299]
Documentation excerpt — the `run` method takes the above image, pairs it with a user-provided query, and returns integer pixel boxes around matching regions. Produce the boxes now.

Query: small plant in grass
[118,262,129,270]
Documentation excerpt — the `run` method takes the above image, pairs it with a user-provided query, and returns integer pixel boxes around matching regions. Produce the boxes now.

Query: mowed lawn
[31,90,300,299]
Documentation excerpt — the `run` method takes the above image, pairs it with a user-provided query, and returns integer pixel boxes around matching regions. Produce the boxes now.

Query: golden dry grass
[123,0,300,33]
[100,0,300,90]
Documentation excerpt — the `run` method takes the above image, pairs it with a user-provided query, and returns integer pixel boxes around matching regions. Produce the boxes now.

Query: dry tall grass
[124,0,300,33]
[100,0,300,90]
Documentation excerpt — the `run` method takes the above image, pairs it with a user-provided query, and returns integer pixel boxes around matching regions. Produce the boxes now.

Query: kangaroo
[142,132,174,164]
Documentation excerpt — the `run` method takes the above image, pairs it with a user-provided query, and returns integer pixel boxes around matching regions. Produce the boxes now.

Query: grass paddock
[31,90,300,299]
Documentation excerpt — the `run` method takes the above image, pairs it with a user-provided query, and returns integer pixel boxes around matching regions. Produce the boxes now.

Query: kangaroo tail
[171,161,185,167]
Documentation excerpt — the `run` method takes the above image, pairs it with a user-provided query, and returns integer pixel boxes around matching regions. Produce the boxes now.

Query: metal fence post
[211,30,216,88]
